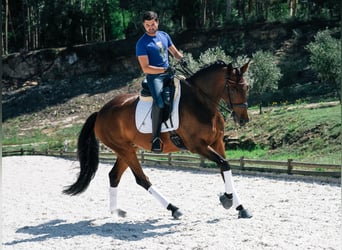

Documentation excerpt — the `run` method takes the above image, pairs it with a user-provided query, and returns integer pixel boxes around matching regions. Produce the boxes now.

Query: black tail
[63,112,99,195]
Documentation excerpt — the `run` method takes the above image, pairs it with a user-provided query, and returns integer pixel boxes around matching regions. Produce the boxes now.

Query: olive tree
[248,50,282,114]
[306,29,341,102]
[173,46,232,77]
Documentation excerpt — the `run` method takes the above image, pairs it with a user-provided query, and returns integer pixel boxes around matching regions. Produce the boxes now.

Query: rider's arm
[168,45,183,60]
[137,55,167,74]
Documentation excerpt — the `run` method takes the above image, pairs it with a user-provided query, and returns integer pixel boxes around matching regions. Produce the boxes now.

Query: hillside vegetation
[2,74,340,165]
[225,102,341,164]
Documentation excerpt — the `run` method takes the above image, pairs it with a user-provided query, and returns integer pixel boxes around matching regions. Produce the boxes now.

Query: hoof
[219,193,233,210]
[172,209,183,219]
[111,209,127,218]
[238,209,252,219]
[167,203,183,219]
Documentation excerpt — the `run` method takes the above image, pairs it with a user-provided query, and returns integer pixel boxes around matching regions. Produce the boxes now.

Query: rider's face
[143,19,159,36]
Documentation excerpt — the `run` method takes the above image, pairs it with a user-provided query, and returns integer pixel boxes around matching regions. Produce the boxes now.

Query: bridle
[224,78,249,113]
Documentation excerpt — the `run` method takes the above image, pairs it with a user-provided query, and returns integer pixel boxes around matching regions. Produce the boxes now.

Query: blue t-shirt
[136,31,173,68]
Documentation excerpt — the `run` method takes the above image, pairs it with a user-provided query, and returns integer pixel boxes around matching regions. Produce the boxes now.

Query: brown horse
[64,60,252,219]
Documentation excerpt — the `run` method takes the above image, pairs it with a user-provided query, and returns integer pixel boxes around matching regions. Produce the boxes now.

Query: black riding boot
[151,104,163,152]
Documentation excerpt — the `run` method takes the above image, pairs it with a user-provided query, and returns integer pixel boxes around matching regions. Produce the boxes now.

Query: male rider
[136,11,184,152]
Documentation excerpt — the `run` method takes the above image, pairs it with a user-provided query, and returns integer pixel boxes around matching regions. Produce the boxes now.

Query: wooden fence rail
[2,148,341,178]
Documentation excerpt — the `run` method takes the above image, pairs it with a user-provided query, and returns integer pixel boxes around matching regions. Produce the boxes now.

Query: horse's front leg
[207,145,252,219]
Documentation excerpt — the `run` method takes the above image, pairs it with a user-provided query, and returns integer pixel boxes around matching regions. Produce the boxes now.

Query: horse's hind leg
[108,157,128,217]
[115,147,182,219]
[131,169,182,219]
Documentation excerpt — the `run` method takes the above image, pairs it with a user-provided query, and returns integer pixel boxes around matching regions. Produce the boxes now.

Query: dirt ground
[2,156,341,250]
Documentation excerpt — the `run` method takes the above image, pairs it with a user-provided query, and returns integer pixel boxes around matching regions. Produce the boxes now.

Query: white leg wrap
[232,190,241,208]
[223,170,235,194]
[109,187,118,212]
[148,186,169,209]
[223,170,242,209]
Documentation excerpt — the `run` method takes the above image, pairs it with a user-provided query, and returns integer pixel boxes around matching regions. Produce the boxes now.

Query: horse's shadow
[4,218,180,246]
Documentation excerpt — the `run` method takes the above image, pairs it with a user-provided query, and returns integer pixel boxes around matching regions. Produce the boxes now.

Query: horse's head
[186,60,250,126]
[224,61,251,126]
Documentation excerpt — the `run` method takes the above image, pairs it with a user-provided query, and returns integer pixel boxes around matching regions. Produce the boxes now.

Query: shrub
[174,46,232,76]
[248,50,282,113]
[197,46,232,66]
[306,29,341,102]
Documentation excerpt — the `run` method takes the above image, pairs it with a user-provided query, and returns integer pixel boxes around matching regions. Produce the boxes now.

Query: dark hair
[142,11,158,22]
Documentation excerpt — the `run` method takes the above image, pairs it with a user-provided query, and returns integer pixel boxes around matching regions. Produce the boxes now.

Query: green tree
[4,0,341,53]
[249,50,282,114]
[306,29,341,102]
[171,46,233,75]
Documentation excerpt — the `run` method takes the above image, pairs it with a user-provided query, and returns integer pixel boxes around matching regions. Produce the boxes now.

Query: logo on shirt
[156,41,166,60]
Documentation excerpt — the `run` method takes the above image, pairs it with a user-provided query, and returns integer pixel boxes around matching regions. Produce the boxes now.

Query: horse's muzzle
[231,111,249,126]
[238,117,249,126]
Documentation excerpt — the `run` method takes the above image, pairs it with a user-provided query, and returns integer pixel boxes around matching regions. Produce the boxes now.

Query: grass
[2,119,82,152]
[225,146,268,159]
[225,103,341,164]
[3,125,50,147]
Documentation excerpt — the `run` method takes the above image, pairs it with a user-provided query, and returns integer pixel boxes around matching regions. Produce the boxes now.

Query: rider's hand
[179,58,188,68]
[164,66,176,76]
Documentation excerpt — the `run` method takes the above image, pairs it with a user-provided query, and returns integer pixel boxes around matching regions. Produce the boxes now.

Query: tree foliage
[1,0,340,107]
[306,29,341,101]
[249,50,281,92]
[248,50,282,112]
[2,0,341,54]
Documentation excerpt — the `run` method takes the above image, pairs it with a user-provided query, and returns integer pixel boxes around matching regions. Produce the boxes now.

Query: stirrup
[151,137,163,153]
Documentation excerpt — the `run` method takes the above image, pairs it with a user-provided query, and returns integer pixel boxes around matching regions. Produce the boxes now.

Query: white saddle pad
[135,80,181,134]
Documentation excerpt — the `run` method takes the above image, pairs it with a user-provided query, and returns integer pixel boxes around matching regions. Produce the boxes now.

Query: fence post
[20,148,24,155]
[240,156,245,170]
[141,151,145,163]
[200,156,205,167]
[168,153,172,165]
[287,159,293,174]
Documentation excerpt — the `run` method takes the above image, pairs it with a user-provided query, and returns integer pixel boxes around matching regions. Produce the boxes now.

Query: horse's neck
[181,80,220,114]
[194,79,223,108]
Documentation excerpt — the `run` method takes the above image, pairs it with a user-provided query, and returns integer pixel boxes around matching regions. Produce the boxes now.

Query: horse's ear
[240,59,251,74]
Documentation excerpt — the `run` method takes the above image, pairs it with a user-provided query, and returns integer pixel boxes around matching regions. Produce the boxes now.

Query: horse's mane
[187,60,227,82]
